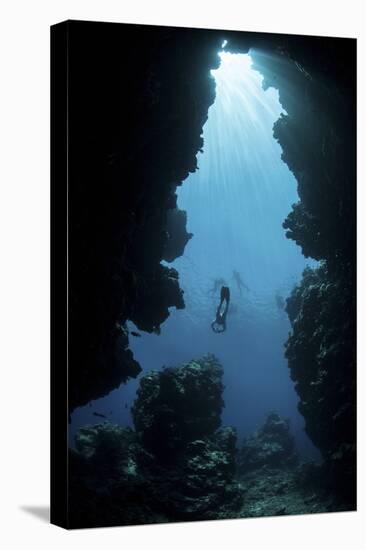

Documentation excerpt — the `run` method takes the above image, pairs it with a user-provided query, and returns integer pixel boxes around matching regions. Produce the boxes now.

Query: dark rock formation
[67,22,223,411]
[127,265,185,333]
[163,207,193,262]
[68,355,242,527]
[249,42,355,267]
[69,424,159,527]
[285,264,356,506]
[237,413,299,475]
[236,415,347,517]
[131,354,224,460]
[249,40,356,508]
[238,464,344,518]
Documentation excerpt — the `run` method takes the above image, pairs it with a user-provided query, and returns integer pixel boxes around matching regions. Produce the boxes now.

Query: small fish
[93,412,107,419]
[130,331,141,337]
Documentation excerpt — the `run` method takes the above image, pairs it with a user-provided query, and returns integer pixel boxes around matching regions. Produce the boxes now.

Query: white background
[0,0,364,548]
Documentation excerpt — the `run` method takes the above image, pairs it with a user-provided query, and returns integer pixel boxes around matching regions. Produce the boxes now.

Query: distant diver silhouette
[232,270,249,295]
[211,286,230,333]
[209,277,227,295]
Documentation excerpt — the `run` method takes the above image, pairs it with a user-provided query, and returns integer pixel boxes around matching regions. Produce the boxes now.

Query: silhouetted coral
[237,412,299,474]
[68,355,242,527]
[163,207,193,262]
[285,265,356,507]
[67,23,222,411]
[131,354,224,460]
[250,43,356,509]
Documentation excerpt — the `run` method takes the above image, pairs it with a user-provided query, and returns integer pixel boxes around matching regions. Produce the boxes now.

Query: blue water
[71,51,319,460]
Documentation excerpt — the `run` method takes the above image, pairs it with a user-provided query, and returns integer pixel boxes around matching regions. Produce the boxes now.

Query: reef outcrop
[236,414,347,517]
[131,354,224,459]
[163,207,193,262]
[237,412,299,474]
[285,264,356,506]
[237,463,343,518]
[69,355,242,528]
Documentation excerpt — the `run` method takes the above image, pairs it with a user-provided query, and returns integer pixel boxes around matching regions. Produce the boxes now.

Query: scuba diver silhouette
[232,270,249,295]
[211,286,230,333]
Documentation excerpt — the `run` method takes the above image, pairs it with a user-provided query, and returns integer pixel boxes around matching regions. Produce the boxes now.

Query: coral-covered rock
[68,356,241,527]
[250,41,356,509]
[74,423,143,490]
[131,354,224,460]
[128,265,185,333]
[163,207,193,262]
[237,413,299,474]
[162,427,242,520]
[285,264,356,506]
[68,424,158,527]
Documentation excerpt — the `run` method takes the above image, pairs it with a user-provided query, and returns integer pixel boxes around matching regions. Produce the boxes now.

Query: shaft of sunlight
[174,51,310,304]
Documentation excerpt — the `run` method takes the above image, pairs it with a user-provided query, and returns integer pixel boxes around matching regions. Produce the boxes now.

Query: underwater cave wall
[68,22,226,411]
[249,38,356,506]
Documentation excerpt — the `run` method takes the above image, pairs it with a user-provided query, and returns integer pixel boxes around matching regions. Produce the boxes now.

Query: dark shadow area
[20,506,50,523]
